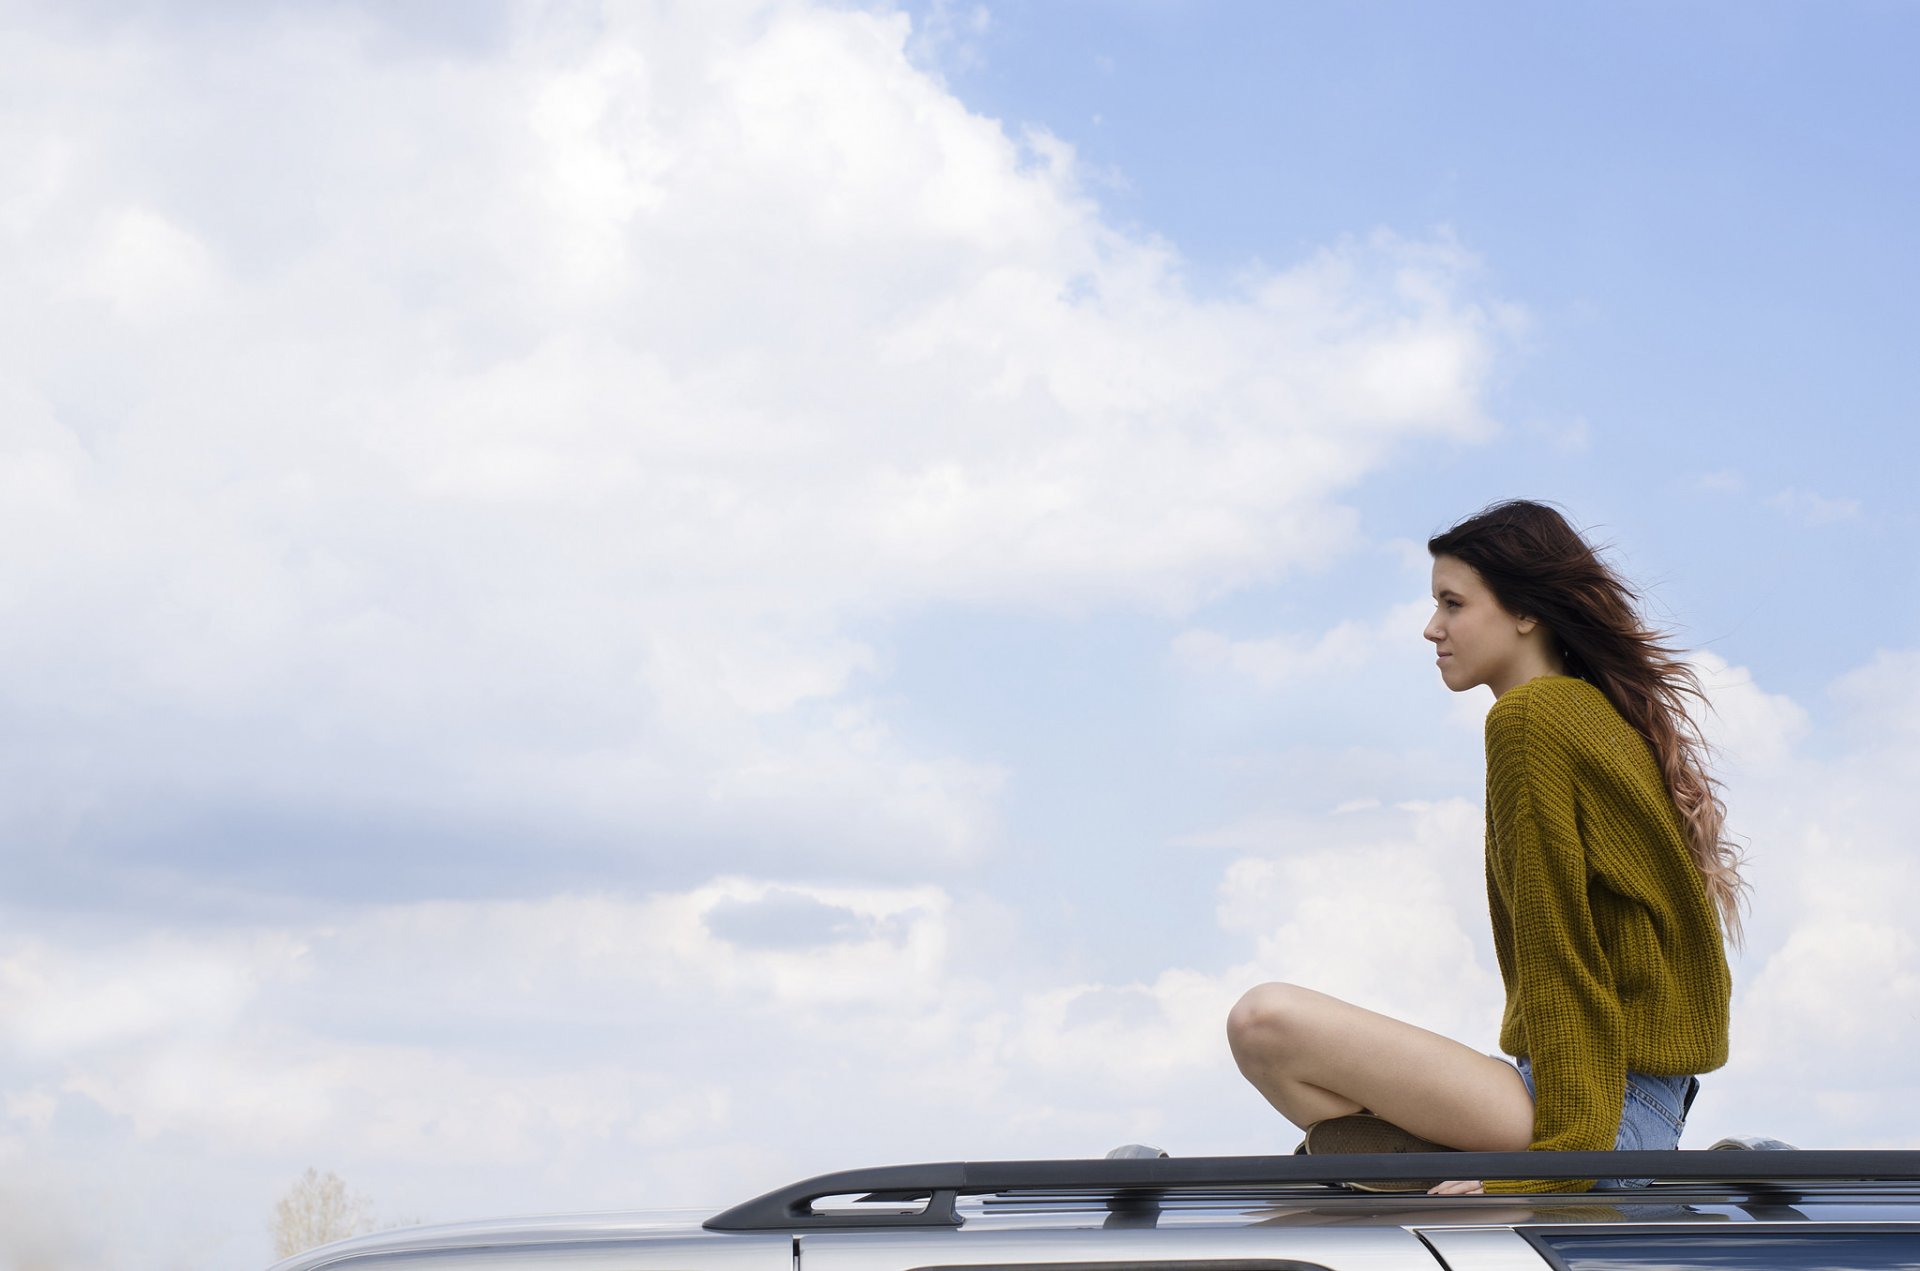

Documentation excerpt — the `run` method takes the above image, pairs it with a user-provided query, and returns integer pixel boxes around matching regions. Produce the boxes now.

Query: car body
[265,1149,1920,1271]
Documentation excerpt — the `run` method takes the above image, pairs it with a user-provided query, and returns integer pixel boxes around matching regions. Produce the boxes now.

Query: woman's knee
[1226,981,1320,1059]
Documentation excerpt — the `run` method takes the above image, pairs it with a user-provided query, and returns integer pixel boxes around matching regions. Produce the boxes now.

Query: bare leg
[1226,982,1534,1152]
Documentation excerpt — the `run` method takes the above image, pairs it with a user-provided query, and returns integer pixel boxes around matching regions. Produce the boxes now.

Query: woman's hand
[1427,1179,1485,1196]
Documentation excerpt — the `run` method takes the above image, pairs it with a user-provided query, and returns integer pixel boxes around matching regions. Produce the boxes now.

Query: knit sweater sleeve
[1481,684,1624,1195]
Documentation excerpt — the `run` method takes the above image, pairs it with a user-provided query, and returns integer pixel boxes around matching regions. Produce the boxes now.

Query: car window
[1532,1231,1920,1271]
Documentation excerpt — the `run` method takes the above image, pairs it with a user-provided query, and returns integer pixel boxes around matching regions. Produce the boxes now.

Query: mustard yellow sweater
[1480,675,1730,1194]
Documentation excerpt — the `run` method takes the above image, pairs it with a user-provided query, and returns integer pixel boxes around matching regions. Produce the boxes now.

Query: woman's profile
[1226,499,1741,1193]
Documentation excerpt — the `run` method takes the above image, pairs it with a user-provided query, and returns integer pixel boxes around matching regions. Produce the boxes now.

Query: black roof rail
[703,1150,1920,1232]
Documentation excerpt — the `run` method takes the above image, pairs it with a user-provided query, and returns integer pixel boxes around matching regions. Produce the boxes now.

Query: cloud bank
[8,643,1912,1270]
[1,0,1504,914]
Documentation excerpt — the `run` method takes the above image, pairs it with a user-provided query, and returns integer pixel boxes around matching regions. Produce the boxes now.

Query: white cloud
[1174,600,1432,689]
[0,881,969,1162]
[78,206,217,323]
[1767,487,1862,525]
[1694,651,1920,1148]
[0,798,1502,1255]
[0,937,266,1059]
[1828,648,1920,747]
[1694,651,1811,774]
[0,0,1509,904]
[1214,797,1501,1042]
[0,880,1223,1259]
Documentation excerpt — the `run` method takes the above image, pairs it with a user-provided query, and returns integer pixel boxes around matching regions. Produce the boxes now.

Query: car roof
[267,1150,1920,1271]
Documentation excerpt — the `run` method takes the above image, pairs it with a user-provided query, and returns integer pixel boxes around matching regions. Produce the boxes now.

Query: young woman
[1225,500,1741,1193]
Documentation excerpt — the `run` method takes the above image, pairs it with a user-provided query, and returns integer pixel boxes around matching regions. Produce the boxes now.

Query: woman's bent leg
[1226,982,1534,1152]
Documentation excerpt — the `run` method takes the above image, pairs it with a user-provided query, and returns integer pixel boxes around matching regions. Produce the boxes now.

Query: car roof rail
[702,1150,1920,1232]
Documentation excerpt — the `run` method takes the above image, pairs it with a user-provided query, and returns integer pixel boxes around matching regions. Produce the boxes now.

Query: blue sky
[895,0,1918,972]
[915,0,1916,684]
[0,2,1915,1267]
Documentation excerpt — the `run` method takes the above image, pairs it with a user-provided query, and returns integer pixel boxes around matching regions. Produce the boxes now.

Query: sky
[0,1,1915,1267]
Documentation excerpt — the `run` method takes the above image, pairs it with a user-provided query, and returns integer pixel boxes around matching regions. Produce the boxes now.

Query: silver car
[266,1148,1920,1271]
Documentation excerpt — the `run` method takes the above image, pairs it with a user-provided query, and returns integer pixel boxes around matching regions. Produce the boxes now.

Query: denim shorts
[1511,1057,1699,1189]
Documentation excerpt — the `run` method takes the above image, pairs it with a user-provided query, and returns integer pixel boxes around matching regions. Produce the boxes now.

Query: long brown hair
[1429,499,1747,945]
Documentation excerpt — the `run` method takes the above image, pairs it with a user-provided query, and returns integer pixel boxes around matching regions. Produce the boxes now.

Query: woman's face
[1424,554,1537,696]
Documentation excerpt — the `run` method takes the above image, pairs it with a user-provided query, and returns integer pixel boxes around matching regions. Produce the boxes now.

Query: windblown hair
[1429,499,1747,945]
